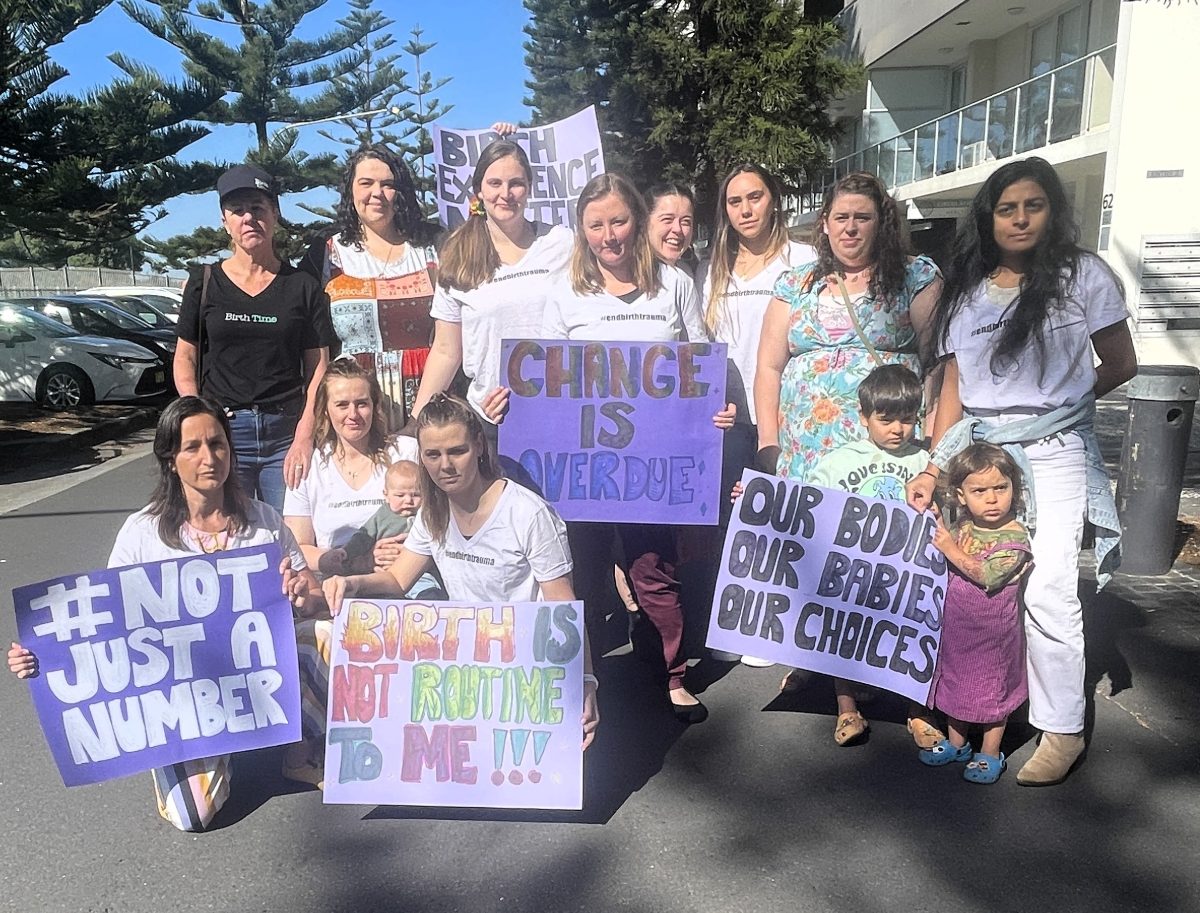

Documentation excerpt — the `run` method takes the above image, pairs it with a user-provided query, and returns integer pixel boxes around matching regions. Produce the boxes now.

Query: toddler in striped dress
[921,443,1032,784]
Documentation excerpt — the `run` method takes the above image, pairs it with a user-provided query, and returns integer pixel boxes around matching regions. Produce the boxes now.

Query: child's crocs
[918,738,973,767]
[963,751,1007,784]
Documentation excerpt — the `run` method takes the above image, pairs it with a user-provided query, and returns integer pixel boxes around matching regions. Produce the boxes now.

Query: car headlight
[88,351,161,368]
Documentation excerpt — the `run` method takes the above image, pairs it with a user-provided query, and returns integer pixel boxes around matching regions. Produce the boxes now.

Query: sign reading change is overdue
[705,472,947,705]
[323,599,586,810]
[432,106,605,229]
[12,544,301,786]
[498,339,726,524]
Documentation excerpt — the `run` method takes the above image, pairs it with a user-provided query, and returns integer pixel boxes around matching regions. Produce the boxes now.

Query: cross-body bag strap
[834,274,884,367]
[197,264,212,394]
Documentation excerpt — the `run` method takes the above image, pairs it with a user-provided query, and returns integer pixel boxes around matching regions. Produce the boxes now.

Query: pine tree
[522,0,860,211]
[395,26,453,217]
[0,0,221,266]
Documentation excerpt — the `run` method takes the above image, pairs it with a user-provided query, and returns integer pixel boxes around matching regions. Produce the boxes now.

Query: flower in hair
[468,195,487,219]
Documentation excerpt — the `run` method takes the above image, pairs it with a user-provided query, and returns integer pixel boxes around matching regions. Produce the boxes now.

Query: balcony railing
[832,44,1117,190]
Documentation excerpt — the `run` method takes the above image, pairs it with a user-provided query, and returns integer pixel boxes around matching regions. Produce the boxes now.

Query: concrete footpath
[0,392,1197,913]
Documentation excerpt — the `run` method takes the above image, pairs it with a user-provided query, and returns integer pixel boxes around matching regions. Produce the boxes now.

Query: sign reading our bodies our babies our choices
[323,598,586,810]
[432,106,605,229]
[12,544,301,786]
[498,339,726,524]
[705,472,947,705]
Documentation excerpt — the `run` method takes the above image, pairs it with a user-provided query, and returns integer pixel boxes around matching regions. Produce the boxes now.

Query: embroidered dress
[320,236,439,430]
[929,522,1032,725]
[773,256,939,480]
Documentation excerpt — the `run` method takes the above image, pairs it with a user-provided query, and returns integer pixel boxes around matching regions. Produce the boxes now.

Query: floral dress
[773,255,939,479]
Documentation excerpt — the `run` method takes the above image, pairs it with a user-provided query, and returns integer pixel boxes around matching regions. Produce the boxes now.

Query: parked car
[82,294,177,330]
[0,305,166,408]
[18,296,179,368]
[80,286,183,323]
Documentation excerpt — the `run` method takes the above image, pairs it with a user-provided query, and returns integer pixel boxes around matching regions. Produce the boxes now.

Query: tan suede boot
[1016,732,1085,786]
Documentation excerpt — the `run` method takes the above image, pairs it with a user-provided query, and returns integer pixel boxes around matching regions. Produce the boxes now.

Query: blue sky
[49,0,535,247]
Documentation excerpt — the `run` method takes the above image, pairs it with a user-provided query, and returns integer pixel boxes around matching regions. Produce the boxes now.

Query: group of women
[8,135,1137,828]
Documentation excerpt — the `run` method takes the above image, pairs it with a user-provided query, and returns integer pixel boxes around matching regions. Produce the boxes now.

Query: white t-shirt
[700,240,816,425]
[282,437,419,549]
[430,223,573,419]
[945,255,1129,411]
[108,500,306,570]
[541,263,709,342]
[403,480,572,602]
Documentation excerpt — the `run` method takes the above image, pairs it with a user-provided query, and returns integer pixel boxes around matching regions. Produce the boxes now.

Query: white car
[80,286,184,323]
[0,306,167,408]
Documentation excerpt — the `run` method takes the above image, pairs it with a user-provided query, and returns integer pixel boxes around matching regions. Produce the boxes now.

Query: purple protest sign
[498,339,726,524]
[705,472,946,705]
[12,544,302,786]
[323,599,585,810]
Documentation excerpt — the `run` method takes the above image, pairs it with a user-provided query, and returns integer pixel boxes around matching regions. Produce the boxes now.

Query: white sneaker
[740,655,774,668]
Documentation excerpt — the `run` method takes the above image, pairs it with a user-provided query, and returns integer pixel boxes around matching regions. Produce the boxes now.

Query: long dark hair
[704,164,792,334]
[333,145,439,249]
[312,357,390,465]
[415,393,502,544]
[439,141,533,292]
[148,397,252,550]
[569,173,661,296]
[932,157,1080,376]
[805,171,908,300]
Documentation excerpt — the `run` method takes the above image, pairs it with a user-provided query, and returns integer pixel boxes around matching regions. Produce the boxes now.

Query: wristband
[918,470,938,481]
[582,673,599,690]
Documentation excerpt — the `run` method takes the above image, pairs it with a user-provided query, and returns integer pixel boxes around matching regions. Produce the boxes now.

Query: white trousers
[1020,431,1088,733]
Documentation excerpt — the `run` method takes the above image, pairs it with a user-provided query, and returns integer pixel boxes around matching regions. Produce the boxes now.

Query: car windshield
[108,296,173,327]
[134,293,183,313]
[0,306,77,338]
[78,300,154,330]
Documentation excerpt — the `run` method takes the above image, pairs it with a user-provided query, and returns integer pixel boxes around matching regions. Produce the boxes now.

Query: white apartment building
[815,0,1200,365]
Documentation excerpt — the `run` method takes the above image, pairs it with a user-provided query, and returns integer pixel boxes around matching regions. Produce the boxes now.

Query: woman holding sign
[754,171,941,742]
[412,139,573,436]
[907,158,1135,786]
[321,393,600,749]
[8,397,323,832]
[541,172,735,723]
[300,145,441,431]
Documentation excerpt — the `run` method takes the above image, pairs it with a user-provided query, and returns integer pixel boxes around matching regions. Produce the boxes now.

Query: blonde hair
[312,358,390,465]
[438,141,533,292]
[704,164,790,335]
[569,173,662,297]
[384,459,421,488]
[415,393,501,544]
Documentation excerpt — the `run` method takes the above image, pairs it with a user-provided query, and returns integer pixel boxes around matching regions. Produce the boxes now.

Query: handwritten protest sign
[705,472,946,704]
[323,599,585,809]
[12,545,301,786]
[432,106,605,229]
[497,339,726,524]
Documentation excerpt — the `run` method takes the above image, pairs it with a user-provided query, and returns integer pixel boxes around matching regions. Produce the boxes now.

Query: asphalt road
[1,450,1198,913]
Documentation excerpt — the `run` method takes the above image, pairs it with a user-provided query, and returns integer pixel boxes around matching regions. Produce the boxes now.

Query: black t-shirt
[179,263,334,407]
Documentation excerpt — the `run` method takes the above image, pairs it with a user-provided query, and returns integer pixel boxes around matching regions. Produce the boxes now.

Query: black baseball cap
[217,164,278,203]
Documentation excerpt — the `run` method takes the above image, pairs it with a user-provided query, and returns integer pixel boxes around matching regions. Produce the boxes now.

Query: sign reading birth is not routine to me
[498,339,726,525]
[323,599,586,810]
[12,544,302,786]
[705,472,947,705]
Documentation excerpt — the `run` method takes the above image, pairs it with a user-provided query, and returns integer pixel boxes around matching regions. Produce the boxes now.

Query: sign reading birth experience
[705,472,947,705]
[323,599,586,810]
[12,545,301,786]
[498,339,726,524]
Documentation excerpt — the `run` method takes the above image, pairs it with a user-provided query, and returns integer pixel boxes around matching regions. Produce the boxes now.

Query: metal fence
[0,266,183,298]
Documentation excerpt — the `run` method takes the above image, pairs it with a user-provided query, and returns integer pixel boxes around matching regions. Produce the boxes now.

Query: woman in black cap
[173,164,334,511]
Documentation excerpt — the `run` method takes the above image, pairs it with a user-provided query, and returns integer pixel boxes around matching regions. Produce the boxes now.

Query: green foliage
[394,26,453,217]
[523,0,861,211]
[0,0,221,266]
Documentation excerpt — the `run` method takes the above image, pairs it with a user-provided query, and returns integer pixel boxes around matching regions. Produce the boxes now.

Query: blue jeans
[227,405,300,512]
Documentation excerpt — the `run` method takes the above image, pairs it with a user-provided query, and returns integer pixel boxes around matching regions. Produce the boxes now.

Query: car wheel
[38,365,95,410]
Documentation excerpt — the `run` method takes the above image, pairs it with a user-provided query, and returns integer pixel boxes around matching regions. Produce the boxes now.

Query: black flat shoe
[670,698,709,724]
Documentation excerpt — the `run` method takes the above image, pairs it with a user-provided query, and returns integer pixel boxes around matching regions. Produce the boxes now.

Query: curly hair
[941,442,1025,522]
[930,157,1089,378]
[333,145,439,249]
[805,171,908,300]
